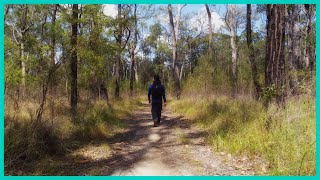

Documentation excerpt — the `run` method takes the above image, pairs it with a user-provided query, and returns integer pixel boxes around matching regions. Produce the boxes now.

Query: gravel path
[108,102,256,176]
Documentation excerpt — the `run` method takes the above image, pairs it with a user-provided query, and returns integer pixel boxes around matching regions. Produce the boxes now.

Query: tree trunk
[135,62,139,82]
[70,4,78,114]
[112,62,116,77]
[304,4,316,71]
[5,5,11,17]
[20,6,29,99]
[168,4,181,99]
[130,51,135,96]
[51,4,58,67]
[205,4,213,52]
[115,4,122,98]
[228,5,238,98]
[265,4,286,107]
[180,62,184,82]
[20,40,26,99]
[247,4,261,100]
[287,5,300,95]
[130,5,138,97]
[48,4,59,119]
[175,5,183,40]
[100,81,108,100]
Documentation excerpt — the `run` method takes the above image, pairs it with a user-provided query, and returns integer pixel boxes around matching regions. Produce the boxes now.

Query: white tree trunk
[287,5,300,95]
[205,4,213,51]
[20,42,26,98]
[304,4,315,71]
[180,62,184,82]
[134,64,139,82]
[228,4,237,97]
[175,5,183,40]
[168,4,181,99]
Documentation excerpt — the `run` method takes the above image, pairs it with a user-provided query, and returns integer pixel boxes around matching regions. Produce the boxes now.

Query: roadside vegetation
[171,88,315,175]
[5,95,142,174]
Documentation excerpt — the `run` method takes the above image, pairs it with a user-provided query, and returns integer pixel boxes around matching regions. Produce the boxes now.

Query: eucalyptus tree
[246,4,261,99]
[168,4,186,99]
[205,4,213,52]
[114,4,132,98]
[287,5,300,95]
[303,4,316,71]
[225,4,238,97]
[265,4,286,106]
[128,5,138,96]
[70,4,78,113]
[5,5,37,99]
[224,4,246,98]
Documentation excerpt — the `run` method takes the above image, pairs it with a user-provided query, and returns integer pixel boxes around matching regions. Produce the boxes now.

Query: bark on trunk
[20,6,29,99]
[228,5,238,98]
[115,4,122,98]
[70,4,78,114]
[20,41,26,99]
[100,81,108,100]
[168,4,181,99]
[179,62,184,82]
[246,4,262,100]
[265,5,286,107]
[51,5,58,66]
[304,4,316,71]
[48,5,59,119]
[130,5,138,97]
[287,5,300,95]
[135,63,139,82]
[205,4,213,52]
[175,5,183,40]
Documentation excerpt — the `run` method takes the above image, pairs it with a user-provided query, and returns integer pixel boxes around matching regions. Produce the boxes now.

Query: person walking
[148,75,166,127]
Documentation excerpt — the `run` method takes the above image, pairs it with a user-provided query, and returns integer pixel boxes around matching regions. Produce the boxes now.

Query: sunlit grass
[170,95,315,175]
[4,95,143,174]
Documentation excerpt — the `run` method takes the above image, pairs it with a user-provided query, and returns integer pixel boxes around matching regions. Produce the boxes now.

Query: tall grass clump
[72,97,142,140]
[5,95,142,172]
[170,95,315,175]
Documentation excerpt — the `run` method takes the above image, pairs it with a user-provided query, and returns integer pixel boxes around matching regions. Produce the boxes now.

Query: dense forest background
[4,4,316,175]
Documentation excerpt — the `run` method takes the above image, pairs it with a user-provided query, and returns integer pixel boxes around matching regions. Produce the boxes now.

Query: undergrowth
[170,95,315,175]
[4,96,142,174]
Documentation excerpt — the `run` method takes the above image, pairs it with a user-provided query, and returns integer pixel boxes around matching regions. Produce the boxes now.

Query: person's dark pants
[151,102,162,122]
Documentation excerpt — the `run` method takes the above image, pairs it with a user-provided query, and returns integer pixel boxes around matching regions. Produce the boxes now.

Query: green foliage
[147,23,163,48]
[138,57,155,85]
[261,85,277,101]
[5,37,21,87]
[183,54,232,96]
[72,101,125,140]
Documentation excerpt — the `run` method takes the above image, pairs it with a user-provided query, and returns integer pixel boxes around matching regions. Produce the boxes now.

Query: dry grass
[4,94,143,174]
[169,95,315,175]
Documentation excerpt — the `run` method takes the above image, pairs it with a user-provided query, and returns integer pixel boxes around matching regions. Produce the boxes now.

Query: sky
[102,4,265,36]
[101,4,266,61]
[103,4,226,31]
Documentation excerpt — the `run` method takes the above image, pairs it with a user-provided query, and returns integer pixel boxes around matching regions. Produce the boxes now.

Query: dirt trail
[15,101,258,175]
[108,102,256,176]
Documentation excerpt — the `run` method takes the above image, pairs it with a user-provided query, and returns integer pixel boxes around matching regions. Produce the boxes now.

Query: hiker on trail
[148,75,166,127]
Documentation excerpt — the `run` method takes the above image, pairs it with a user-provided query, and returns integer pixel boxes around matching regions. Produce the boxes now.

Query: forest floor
[11,101,266,176]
